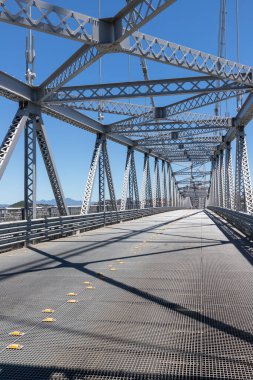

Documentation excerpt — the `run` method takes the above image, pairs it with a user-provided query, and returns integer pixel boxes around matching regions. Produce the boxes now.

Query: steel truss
[81,134,117,215]
[0,1,253,213]
[234,128,253,213]
[141,153,153,209]
[0,104,68,219]
[44,76,250,103]
[120,147,139,211]
[153,157,162,207]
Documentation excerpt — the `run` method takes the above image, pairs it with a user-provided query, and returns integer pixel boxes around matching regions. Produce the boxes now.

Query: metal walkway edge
[0,209,252,379]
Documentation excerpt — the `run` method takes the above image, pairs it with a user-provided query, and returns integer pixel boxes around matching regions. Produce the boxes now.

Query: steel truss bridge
[0,1,253,380]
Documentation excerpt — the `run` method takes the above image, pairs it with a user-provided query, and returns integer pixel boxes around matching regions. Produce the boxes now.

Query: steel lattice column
[141,153,152,208]
[224,143,234,209]
[103,140,117,212]
[98,137,105,212]
[161,160,167,206]
[35,116,69,216]
[235,127,253,213]
[218,150,224,207]
[120,147,139,211]
[153,157,161,207]
[171,174,176,207]
[167,163,172,206]
[24,116,36,220]
[81,134,117,214]
[0,105,29,180]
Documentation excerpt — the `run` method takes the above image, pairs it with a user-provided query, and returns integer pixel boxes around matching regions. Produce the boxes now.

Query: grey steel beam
[39,0,176,98]
[121,31,253,85]
[0,106,29,180]
[68,100,152,117]
[109,111,231,133]
[42,104,169,161]
[0,0,100,44]
[0,71,33,102]
[35,116,69,216]
[24,116,37,220]
[43,76,249,103]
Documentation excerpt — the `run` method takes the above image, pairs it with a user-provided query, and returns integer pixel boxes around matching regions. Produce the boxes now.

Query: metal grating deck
[0,209,252,379]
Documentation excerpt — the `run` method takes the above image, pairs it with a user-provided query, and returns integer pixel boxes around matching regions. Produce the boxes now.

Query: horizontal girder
[42,76,250,103]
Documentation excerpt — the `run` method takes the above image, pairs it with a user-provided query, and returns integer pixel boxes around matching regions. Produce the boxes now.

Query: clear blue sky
[0,0,252,204]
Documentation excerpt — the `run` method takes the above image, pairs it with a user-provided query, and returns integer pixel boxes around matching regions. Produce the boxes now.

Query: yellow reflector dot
[67,292,77,296]
[86,286,95,289]
[97,272,104,277]
[42,309,54,313]
[118,261,124,264]
[67,299,78,303]
[110,268,117,271]
[83,281,91,284]
[7,344,23,350]
[9,331,24,337]
[42,318,56,322]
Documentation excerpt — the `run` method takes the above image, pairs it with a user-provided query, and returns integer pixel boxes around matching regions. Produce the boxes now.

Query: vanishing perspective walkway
[0,210,252,379]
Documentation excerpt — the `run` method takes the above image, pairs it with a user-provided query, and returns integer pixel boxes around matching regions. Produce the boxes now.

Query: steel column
[153,157,161,207]
[0,106,29,180]
[141,153,153,209]
[81,135,102,215]
[224,143,234,209]
[24,116,37,220]
[35,116,69,216]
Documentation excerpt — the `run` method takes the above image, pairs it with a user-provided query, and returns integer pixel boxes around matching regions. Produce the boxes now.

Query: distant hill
[38,198,82,206]
[9,198,82,208]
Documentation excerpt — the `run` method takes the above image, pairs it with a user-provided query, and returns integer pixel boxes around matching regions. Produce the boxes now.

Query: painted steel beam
[120,31,253,85]
[41,104,167,160]
[39,0,176,97]
[109,112,232,132]
[43,76,249,103]
[0,70,32,101]
[0,0,100,43]
[67,100,152,117]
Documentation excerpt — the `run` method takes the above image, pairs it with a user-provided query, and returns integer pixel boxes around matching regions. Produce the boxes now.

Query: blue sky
[0,0,252,204]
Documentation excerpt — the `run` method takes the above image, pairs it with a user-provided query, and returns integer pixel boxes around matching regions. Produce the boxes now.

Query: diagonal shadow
[0,241,225,280]
[0,210,200,278]
[27,245,253,345]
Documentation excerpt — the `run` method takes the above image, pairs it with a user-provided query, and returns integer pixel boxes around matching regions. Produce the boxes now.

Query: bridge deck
[0,210,252,380]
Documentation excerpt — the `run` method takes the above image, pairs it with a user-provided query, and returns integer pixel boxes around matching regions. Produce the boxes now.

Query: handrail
[0,207,184,250]
[207,206,253,237]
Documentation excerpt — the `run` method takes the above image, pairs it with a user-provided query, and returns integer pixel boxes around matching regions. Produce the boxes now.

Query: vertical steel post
[24,116,36,220]
[218,150,224,207]
[98,136,105,212]
[235,127,253,213]
[224,143,234,209]
[141,153,153,208]
[167,163,172,206]
[161,160,167,207]
[153,157,161,207]
[81,134,102,215]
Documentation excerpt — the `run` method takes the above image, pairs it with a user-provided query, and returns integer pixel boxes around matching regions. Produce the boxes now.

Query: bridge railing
[0,207,184,251]
[207,206,253,238]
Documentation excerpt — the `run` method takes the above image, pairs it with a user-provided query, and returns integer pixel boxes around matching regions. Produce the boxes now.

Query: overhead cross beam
[42,76,250,103]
